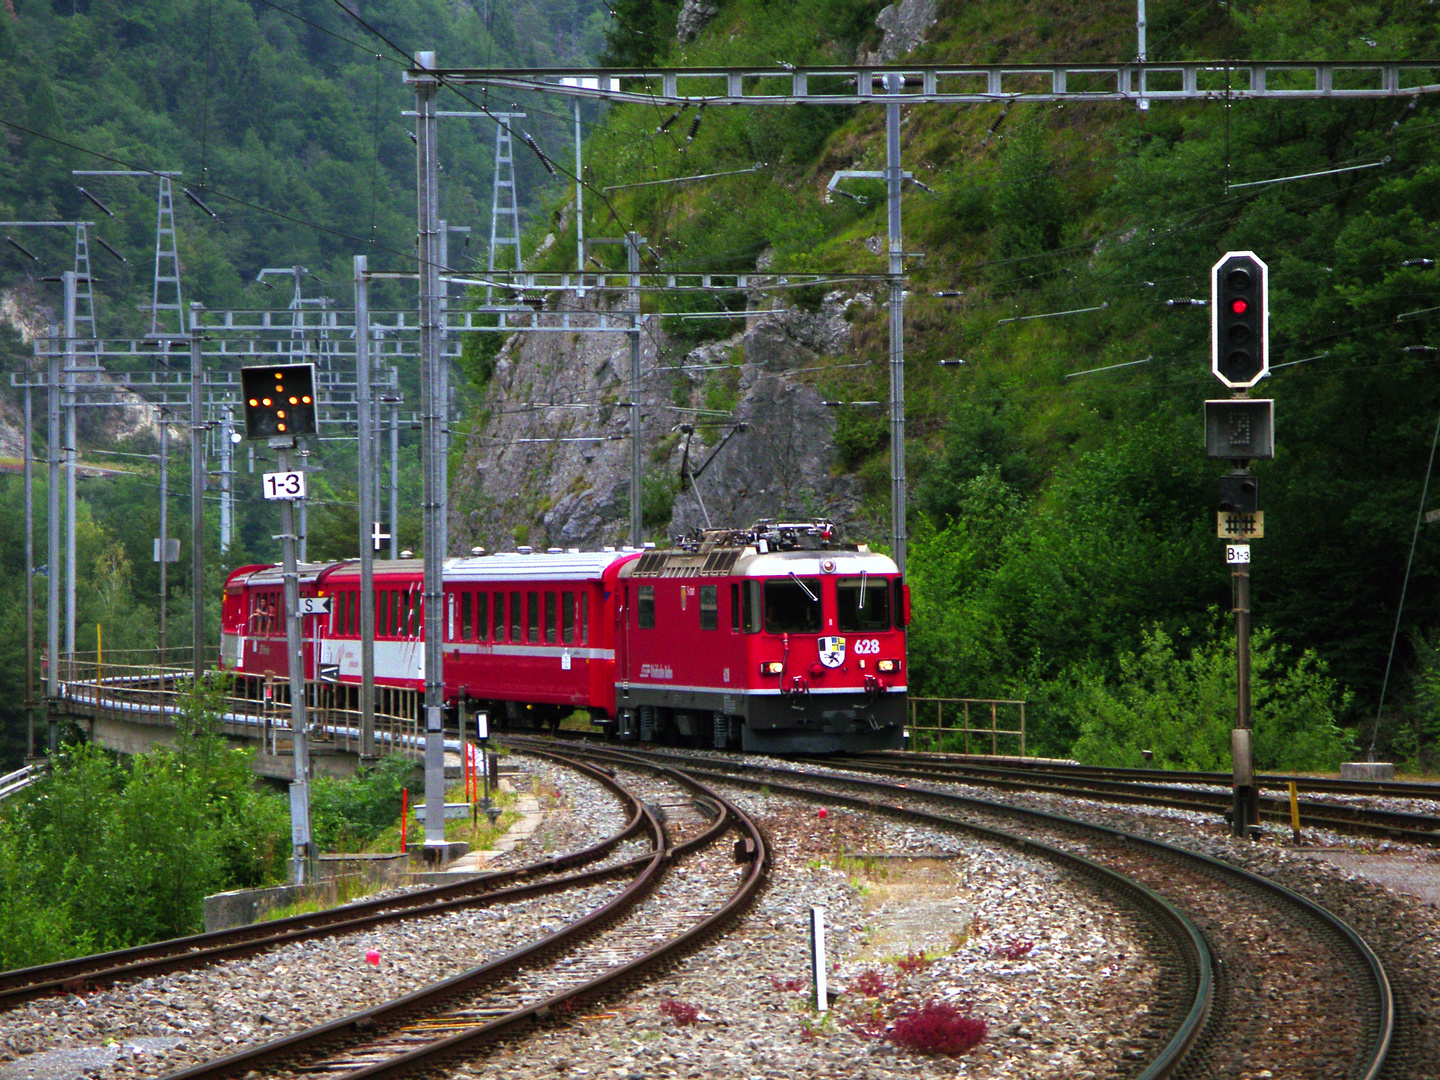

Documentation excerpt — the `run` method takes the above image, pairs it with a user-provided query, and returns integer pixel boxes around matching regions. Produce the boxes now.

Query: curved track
[515,739,1219,1080]
[811,754,1440,842]
[565,745,1396,1080]
[0,755,648,1012]
[153,748,769,1079]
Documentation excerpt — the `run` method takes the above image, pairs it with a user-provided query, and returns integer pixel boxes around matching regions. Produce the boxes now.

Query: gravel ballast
[2,753,1438,1079]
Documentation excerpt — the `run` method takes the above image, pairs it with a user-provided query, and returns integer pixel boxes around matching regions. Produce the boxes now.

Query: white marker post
[811,906,828,1013]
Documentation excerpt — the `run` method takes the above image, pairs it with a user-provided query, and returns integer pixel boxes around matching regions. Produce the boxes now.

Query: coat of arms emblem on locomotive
[817,636,846,668]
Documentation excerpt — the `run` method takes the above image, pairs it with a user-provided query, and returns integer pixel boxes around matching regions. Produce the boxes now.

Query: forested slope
[510,0,1440,767]
[0,0,608,767]
[1,0,1438,772]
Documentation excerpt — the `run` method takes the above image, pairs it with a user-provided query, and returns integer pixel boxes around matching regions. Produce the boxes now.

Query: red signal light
[1231,298,1249,315]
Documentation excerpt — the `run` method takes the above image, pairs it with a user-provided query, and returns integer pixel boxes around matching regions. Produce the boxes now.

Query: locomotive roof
[621,544,898,579]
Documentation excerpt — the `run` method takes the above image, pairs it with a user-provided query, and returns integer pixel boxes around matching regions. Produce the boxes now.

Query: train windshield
[837,575,891,631]
[763,577,822,633]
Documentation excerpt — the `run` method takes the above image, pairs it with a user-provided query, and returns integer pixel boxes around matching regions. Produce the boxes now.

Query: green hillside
[526,0,1440,768]
[0,0,1438,771]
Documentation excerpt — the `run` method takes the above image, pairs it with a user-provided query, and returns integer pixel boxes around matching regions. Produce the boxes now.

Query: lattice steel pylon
[150,176,184,338]
[488,113,525,289]
[72,224,97,361]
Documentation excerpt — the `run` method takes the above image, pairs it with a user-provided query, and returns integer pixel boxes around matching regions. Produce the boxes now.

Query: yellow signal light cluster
[240,363,318,439]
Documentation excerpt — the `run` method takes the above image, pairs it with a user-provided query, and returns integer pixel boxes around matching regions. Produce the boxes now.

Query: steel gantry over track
[407,57,1440,585]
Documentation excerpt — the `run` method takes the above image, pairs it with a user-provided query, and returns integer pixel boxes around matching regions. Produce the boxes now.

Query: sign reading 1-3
[262,470,307,500]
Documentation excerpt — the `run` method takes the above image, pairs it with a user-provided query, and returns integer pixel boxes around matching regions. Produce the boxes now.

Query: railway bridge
[39,649,425,781]
[35,647,1028,777]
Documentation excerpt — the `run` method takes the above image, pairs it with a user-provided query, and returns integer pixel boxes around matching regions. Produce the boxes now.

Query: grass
[261,779,525,921]
[260,873,387,922]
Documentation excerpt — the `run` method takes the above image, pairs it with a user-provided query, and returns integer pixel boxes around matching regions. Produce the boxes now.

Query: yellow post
[96,624,102,714]
[1288,781,1301,844]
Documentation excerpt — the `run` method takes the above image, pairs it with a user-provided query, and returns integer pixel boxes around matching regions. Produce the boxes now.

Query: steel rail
[539,741,1215,1080]
[644,753,1395,1080]
[0,756,646,1008]
[832,756,1440,841]
[157,746,768,1080]
[873,752,1440,799]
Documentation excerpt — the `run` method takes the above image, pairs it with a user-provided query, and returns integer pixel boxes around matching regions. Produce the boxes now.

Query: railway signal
[1211,252,1269,389]
[240,363,317,440]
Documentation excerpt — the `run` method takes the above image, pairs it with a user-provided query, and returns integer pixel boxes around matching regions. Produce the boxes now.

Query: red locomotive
[220,522,908,753]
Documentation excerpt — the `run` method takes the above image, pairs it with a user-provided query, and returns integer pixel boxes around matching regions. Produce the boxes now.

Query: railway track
[883,753,1440,800]
[149,749,768,1079]
[0,754,649,1013]
[546,744,1399,1079]
[819,753,1440,843]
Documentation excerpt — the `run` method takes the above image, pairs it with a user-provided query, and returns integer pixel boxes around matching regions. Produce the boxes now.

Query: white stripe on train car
[622,683,907,697]
[320,639,424,682]
[448,643,615,661]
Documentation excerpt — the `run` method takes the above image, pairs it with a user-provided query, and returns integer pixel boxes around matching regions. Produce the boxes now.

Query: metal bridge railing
[907,697,1026,756]
[52,651,423,763]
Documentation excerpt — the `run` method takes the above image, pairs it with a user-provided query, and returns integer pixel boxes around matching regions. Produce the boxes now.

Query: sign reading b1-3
[1211,252,1268,389]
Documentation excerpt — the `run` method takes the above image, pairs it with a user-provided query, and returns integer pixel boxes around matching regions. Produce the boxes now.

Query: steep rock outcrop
[857,0,939,65]
[449,289,869,553]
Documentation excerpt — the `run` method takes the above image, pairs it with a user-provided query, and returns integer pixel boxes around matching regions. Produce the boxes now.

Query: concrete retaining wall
[203,852,409,932]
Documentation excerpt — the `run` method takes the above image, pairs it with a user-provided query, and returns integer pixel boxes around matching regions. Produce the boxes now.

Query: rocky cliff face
[0,285,178,462]
[448,288,873,553]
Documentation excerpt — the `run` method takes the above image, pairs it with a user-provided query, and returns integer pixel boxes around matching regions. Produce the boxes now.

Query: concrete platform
[1340,761,1396,780]
[440,789,544,874]
[1302,850,1440,906]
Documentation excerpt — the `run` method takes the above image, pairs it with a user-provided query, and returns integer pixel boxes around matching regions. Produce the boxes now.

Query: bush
[1067,618,1356,771]
[309,754,418,852]
[887,1000,987,1056]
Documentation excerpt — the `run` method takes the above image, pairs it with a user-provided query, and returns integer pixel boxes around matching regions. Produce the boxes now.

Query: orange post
[400,787,409,854]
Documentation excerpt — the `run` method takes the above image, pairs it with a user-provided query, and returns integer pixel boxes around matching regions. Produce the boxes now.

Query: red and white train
[220,522,908,753]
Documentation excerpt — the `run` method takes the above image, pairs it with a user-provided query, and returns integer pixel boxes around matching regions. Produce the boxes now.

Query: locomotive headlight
[761,661,784,675]
[877,659,899,673]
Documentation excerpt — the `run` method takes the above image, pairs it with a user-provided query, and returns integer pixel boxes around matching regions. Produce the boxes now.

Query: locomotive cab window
[699,585,718,630]
[763,578,821,634]
[637,585,655,629]
[837,575,891,632]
